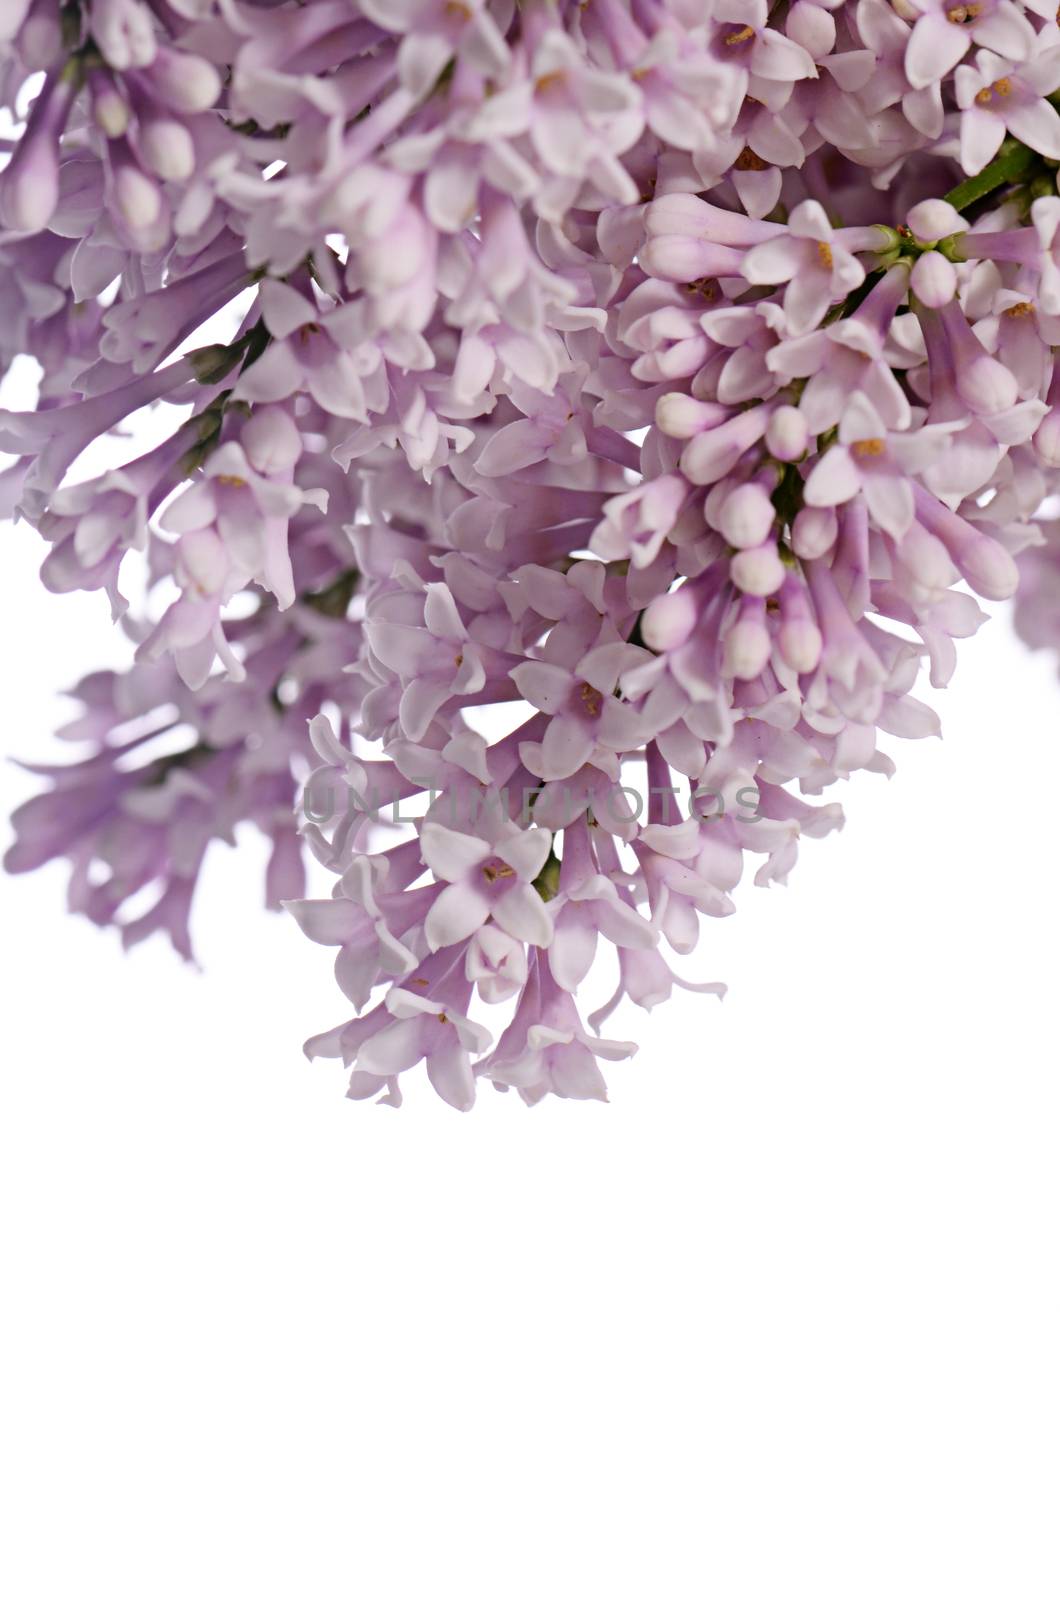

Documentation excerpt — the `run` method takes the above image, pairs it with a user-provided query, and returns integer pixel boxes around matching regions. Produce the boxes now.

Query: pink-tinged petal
[903,81,945,139]
[960,105,1005,175]
[159,481,216,535]
[424,151,479,233]
[283,897,364,946]
[973,4,1035,61]
[788,199,832,242]
[1016,45,1060,95]
[549,1041,610,1101]
[577,640,643,694]
[731,165,783,221]
[509,660,573,713]
[876,694,942,740]
[741,236,803,285]
[474,418,551,475]
[863,365,913,432]
[782,271,832,335]
[420,822,491,882]
[839,390,887,445]
[750,28,816,81]
[1004,98,1060,161]
[1032,193,1060,247]
[549,904,599,991]
[232,340,304,405]
[803,445,861,507]
[305,353,367,422]
[396,31,452,98]
[699,306,763,346]
[452,333,495,406]
[386,988,444,1020]
[596,697,644,751]
[532,715,596,781]
[654,720,707,778]
[256,279,318,339]
[495,827,553,882]
[346,1071,396,1103]
[423,583,466,641]
[749,107,806,167]
[492,883,554,946]
[799,369,847,433]
[399,677,452,742]
[823,48,875,92]
[905,14,968,90]
[357,1017,427,1076]
[861,467,914,538]
[680,411,769,485]
[718,347,772,405]
[426,1044,477,1112]
[766,329,829,379]
[424,881,491,950]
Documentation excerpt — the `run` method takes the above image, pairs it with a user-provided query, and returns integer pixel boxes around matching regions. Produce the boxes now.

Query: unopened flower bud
[91,78,131,138]
[1033,409,1060,466]
[766,404,809,461]
[242,407,303,476]
[723,600,771,680]
[730,542,786,596]
[910,250,956,307]
[956,353,1018,416]
[146,47,222,113]
[718,482,775,548]
[957,535,1019,601]
[1,151,60,233]
[655,393,724,440]
[92,0,158,71]
[778,616,823,674]
[906,199,967,244]
[139,119,196,181]
[791,506,837,559]
[894,524,957,596]
[641,584,698,652]
[114,163,163,230]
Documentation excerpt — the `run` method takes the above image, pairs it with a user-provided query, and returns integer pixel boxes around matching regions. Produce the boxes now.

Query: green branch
[943,139,1037,215]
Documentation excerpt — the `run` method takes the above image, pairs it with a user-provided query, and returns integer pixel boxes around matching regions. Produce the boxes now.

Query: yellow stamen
[725,25,755,45]
[977,75,1012,104]
[578,682,604,717]
[535,71,566,94]
[216,473,247,487]
[852,438,886,457]
[734,147,768,172]
[1004,300,1034,318]
[817,241,834,269]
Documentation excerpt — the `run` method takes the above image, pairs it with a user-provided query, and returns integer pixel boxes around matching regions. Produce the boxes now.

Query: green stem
[943,138,1036,215]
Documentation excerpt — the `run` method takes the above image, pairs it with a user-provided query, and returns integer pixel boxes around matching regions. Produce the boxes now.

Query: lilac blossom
[3,0,1060,1112]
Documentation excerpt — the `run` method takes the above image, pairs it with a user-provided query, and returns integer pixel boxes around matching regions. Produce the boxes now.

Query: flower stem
[943,139,1037,215]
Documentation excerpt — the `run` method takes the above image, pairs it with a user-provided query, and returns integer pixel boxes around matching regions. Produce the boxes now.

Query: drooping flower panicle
[3,0,1060,1108]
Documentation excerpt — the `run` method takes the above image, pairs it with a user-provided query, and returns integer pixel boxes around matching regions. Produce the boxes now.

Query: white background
[2,517,1060,1598]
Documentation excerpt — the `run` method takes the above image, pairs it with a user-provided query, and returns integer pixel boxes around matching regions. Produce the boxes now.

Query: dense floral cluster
[3,0,1060,1108]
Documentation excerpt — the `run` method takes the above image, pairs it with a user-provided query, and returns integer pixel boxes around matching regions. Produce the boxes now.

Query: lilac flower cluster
[3,0,1060,1108]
